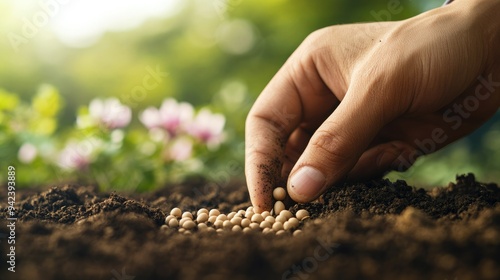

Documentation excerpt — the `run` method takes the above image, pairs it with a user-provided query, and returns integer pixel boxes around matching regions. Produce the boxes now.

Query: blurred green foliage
[0,0,498,189]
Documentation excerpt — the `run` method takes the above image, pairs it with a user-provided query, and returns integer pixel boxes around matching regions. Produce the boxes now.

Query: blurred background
[0,0,498,190]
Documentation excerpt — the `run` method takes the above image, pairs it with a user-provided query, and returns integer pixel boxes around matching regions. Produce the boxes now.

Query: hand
[245,0,500,212]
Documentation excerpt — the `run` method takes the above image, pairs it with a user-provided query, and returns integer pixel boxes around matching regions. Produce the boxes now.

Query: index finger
[245,66,302,213]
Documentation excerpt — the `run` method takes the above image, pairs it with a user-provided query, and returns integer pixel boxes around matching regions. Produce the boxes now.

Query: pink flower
[18,143,37,164]
[188,108,225,148]
[89,98,132,129]
[57,140,100,170]
[168,138,193,162]
[139,98,194,136]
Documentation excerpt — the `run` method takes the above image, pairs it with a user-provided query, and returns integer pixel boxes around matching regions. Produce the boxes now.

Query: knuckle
[309,129,352,164]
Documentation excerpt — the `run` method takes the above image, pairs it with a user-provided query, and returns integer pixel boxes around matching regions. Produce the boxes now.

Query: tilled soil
[0,173,499,280]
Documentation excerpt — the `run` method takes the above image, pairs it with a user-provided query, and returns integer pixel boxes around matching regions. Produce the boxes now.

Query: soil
[1,173,500,280]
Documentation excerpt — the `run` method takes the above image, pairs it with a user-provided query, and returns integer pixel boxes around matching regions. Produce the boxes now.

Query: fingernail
[290,166,326,200]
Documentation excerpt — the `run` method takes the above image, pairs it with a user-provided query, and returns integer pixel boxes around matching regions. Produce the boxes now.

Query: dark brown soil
[1,173,500,280]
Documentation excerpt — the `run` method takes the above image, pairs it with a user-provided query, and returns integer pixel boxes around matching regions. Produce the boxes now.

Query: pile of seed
[161,187,310,236]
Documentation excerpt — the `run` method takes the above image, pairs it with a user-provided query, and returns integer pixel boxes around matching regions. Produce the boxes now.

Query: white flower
[57,139,101,170]
[88,98,132,129]
[168,138,193,162]
[188,108,225,148]
[139,98,194,137]
[18,143,37,164]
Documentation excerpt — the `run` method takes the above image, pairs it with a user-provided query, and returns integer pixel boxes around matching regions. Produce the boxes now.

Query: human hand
[245,0,500,212]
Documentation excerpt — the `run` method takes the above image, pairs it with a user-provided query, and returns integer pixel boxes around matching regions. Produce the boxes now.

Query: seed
[232,225,242,232]
[170,208,182,218]
[283,221,293,231]
[230,217,242,226]
[209,209,220,217]
[179,217,191,227]
[237,210,246,216]
[198,223,208,230]
[246,206,254,212]
[272,222,283,231]
[243,227,252,233]
[276,230,286,236]
[165,215,176,224]
[182,212,193,219]
[216,214,227,221]
[251,214,264,223]
[207,227,216,232]
[223,220,232,229]
[196,213,209,223]
[227,212,236,219]
[275,215,287,223]
[293,230,303,237]
[160,225,169,231]
[183,220,196,230]
[261,211,270,218]
[208,216,217,224]
[273,187,287,201]
[265,216,275,224]
[262,228,272,234]
[245,212,254,219]
[216,228,224,233]
[241,218,251,228]
[183,230,192,235]
[178,228,185,233]
[288,217,300,228]
[168,219,179,228]
[295,209,310,221]
[197,208,208,216]
[214,220,223,228]
[280,210,293,220]
[273,201,285,215]
[249,223,260,230]
[260,221,272,229]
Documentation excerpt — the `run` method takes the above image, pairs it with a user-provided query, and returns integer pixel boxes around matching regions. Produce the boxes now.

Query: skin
[245,0,500,212]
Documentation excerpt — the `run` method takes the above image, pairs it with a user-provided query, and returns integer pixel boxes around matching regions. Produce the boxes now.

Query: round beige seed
[165,215,176,224]
[170,208,182,218]
[223,220,232,229]
[296,209,310,221]
[260,221,272,229]
[179,217,191,227]
[209,209,220,217]
[241,218,251,228]
[280,210,293,219]
[265,216,275,224]
[232,225,242,232]
[274,201,285,215]
[196,213,209,223]
[276,230,286,236]
[214,220,223,228]
[216,228,224,233]
[243,227,252,233]
[261,211,270,218]
[216,214,227,221]
[288,217,300,228]
[246,206,254,212]
[245,212,254,219]
[168,218,179,228]
[182,212,193,219]
[251,214,264,223]
[178,228,185,233]
[183,230,192,235]
[249,222,260,230]
[197,208,208,216]
[273,187,287,201]
[183,220,196,230]
[198,223,208,230]
[227,212,236,220]
[207,227,216,232]
[238,210,246,216]
[275,215,287,223]
[208,216,217,224]
[230,217,242,226]
[293,230,303,237]
[160,225,169,231]
[272,222,283,231]
[262,228,272,234]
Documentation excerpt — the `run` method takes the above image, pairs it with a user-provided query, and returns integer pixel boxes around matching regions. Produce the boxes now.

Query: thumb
[287,88,397,203]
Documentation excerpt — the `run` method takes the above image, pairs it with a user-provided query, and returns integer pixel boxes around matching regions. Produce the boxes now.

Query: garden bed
[1,173,500,280]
